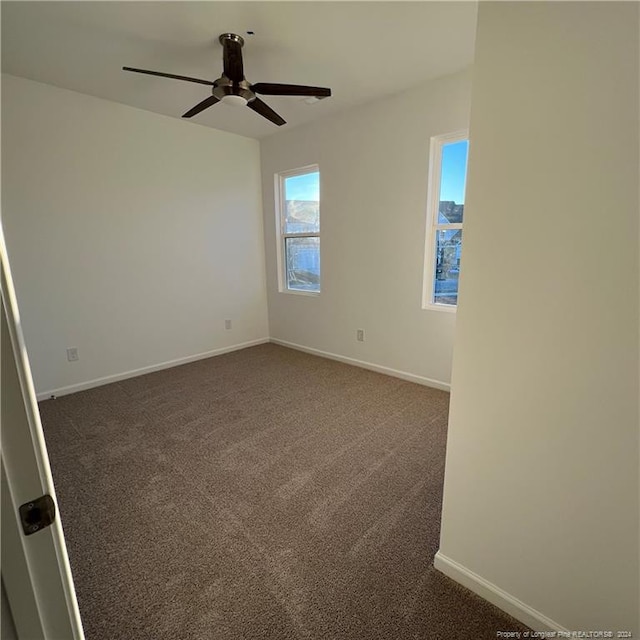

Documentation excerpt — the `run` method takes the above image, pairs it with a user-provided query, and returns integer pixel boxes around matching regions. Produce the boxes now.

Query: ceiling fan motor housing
[214,33,255,102]
[212,78,255,103]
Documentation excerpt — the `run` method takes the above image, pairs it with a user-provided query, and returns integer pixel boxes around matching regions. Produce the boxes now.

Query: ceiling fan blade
[221,37,244,82]
[251,83,331,98]
[247,98,286,126]
[182,95,220,118]
[123,67,214,86]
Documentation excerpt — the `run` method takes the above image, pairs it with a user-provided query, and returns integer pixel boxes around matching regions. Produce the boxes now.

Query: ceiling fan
[123,33,331,126]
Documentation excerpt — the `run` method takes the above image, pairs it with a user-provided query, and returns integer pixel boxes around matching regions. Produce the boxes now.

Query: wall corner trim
[433,551,568,632]
[269,338,450,391]
[35,338,270,401]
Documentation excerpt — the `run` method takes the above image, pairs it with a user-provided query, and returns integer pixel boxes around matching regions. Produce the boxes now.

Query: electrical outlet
[356,329,365,342]
[224,319,232,330]
[66,347,79,362]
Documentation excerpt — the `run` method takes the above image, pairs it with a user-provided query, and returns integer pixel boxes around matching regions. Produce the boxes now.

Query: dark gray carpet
[39,343,528,639]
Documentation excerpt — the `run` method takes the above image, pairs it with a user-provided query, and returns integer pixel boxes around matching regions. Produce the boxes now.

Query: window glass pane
[433,229,462,305]
[438,140,468,224]
[285,237,320,292]
[284,171,320,234]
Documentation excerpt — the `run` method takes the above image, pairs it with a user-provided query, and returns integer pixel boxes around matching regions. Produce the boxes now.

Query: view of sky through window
[439,140,468,204]
[284,172,319,202]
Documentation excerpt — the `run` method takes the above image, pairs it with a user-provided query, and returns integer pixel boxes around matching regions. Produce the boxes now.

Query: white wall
[260,69,472,389]
[1,74,269,396]
[437,2,639,633]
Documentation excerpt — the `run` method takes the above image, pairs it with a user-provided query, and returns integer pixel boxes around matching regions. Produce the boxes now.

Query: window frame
[275,164,321,296]
[422,130,469,312]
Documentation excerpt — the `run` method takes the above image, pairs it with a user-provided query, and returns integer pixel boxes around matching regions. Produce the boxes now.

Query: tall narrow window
[423,132,469,309]
[277,166,321,293]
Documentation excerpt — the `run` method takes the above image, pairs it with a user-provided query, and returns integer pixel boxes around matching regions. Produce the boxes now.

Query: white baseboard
[36,338,270,401]
[434,551,568,632]
[269,338,450,392]
[37,336,449,400]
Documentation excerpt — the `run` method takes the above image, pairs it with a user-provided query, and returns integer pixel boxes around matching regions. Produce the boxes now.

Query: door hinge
[19,494,56,536]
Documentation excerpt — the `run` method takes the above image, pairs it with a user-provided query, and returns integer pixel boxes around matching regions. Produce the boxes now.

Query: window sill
[279,289,321,297]
[422,302,457,313]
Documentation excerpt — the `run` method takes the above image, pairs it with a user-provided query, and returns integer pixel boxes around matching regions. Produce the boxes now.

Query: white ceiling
[1,2,478,140]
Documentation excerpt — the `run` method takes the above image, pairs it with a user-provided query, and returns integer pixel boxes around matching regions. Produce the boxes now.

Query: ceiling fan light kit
[220,94,247,107]
[123,32,331,126]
